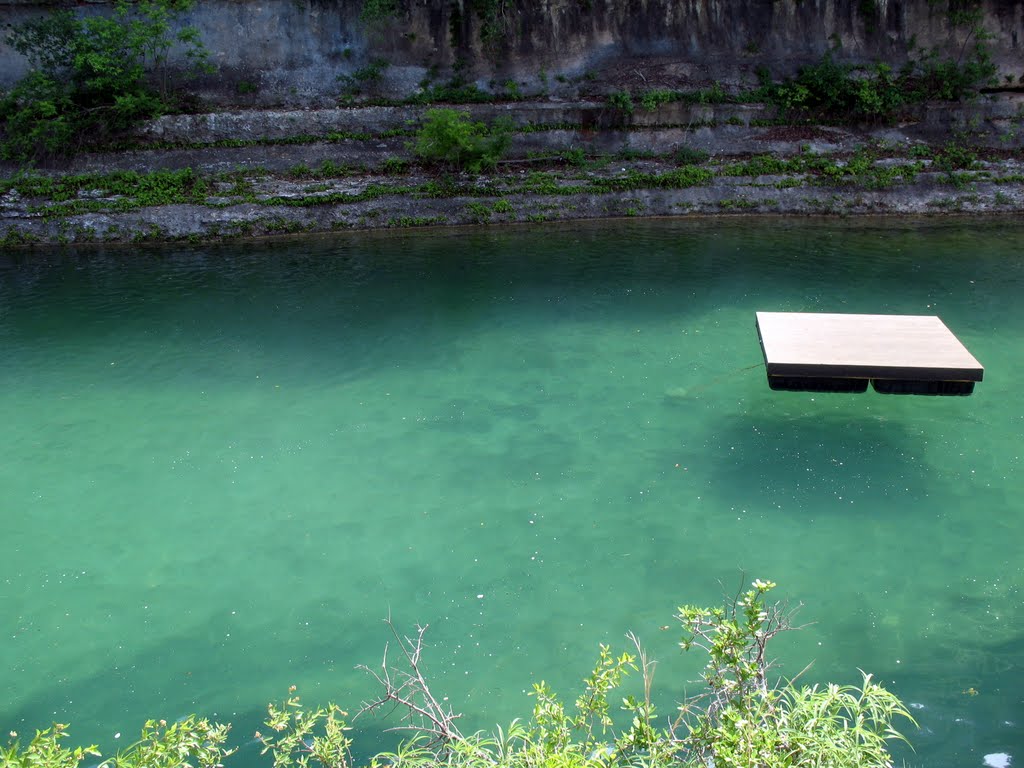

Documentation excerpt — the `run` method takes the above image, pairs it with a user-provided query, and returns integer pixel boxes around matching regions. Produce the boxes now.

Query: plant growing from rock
[410,108,510,173]
[1,0,210,163]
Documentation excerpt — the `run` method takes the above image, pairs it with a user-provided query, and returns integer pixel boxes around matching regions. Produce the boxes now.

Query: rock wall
[1,0,1021,106]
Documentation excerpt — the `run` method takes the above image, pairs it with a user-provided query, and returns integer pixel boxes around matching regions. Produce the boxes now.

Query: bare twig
[356,619,464,748]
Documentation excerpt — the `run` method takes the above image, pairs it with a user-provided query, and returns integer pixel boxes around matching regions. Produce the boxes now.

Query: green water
[2,219,1022,767]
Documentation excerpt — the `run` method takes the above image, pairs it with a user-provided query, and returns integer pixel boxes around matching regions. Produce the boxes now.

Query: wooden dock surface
[755,312,984,386]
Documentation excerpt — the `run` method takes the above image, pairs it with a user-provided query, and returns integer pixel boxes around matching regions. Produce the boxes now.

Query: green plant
[934,141,979,172]
[677,580,915,768]
[1,717,232,768]
[388,215,446,227]
[906,43,996,101]
[463,0,513,54]
[412,76,494,105]
[1,0,210,162]
[718,198,758,209]
[410,108,510,172]
[560,147,587,166]
[722,154,795,177]
[465,201,493,221]
[769,55,905,121]
[359,0,397,25]
[503,80,523,101]
[381,156,410,174]
[693,81,729,104]
[109,717,234,768]
[607,90,634,115]
[0,582,914,768]
[257,687,352,768]
[639,88,676,111]
[675,146,709,166]
[338,58,388,102]
[1,724,99,768]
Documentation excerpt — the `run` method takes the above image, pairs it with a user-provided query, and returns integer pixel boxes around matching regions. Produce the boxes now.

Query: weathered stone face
[0,0,1021,106]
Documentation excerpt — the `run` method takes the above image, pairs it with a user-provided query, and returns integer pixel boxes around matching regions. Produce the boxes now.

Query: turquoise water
[1,219,1022,767]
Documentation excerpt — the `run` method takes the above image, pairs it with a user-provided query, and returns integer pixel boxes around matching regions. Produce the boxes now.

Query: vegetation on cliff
[0,0,1002,165]
[0,0,208,163]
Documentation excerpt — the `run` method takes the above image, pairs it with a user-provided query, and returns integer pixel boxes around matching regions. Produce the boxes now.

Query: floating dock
[755,312,984,395]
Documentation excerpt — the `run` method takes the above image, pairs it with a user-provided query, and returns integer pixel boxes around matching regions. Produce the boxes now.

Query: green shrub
[909,44,996,101]
[675,145,710,166]
[770,55,904,121]
[560,147,587,166]
[412,75,494,105]
[692,81,729,104]
[2,717,232,768]
[0,581,914,768]
[607,90,634,114]
[503,80,523,101]
[762,42,997,125]
[410,108,510,172]
[0,72,78,161]
[381,156,410,174]
[337,58,388,103]
[359,0,397,25]
[678,580,914,768]
[639,88,676,111]
[1,0,210,163]
[1,724,99,768]
[935,141,979,172]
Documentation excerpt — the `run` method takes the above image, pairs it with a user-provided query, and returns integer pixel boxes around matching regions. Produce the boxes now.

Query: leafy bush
[560,147,587,166]
[908,44,997,101]
[770,55,904,121]
[411,75,495,105]
[1,0,210,163]
[678,580,914,768]
[0,724,98,768]
[675,145,710,166]
[0,72,78,162]
[381,156,410,174]
[2,717,232,768]
[1,581,914,768]
[410,108,510,172]
[762,42,996,124]
[639,88,677,111]
[359,0,397,25]
[337,58,389,103]
[934,141,980,172]
[607,90,634,115]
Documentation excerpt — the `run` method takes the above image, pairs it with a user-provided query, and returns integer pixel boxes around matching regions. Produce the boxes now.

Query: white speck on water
[984,754,1012,768]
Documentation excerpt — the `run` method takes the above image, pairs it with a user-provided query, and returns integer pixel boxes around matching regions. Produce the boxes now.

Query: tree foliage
[0,0,210,163]
[410,108,510,173]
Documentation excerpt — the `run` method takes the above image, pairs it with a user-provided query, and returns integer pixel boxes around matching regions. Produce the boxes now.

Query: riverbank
[3,97,1023,245]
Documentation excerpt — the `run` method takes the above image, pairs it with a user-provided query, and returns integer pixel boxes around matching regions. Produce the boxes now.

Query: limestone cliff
[0,0,1021,107]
